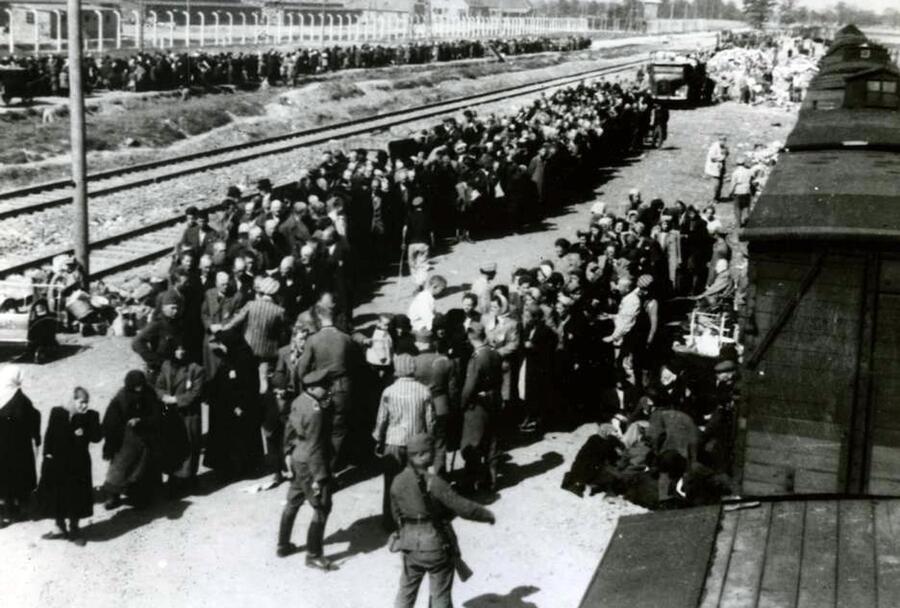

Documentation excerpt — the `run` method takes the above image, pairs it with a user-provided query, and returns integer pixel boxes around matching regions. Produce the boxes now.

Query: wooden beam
[746,253,826,369]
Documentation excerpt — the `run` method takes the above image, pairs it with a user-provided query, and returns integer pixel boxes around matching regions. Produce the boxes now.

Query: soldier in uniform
[412,329,455,476]
[458,322,502,493]
[277,368,336,571]
[390,433,496,608]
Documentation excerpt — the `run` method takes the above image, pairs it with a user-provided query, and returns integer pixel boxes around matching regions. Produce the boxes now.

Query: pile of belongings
[707,45,818,106]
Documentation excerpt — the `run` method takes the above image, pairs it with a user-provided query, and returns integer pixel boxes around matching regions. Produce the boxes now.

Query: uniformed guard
[390,433,496,608]
[277,368,336,571]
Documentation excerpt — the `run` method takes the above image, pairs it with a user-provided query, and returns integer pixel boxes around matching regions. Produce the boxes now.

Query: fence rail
[1,11,732,55]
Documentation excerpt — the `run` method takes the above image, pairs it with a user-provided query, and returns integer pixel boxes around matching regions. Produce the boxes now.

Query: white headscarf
[0,365,24,406]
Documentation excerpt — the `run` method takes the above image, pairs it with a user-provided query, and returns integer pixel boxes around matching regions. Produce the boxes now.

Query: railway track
[0,57,643,283]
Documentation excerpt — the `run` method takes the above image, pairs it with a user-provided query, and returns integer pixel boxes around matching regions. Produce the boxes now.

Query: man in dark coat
[295,298,356,470]
[518,305,558,432]
[277,368,336,571]
[132,292,185,384]
[413,329,455,476]
[391,433,496,608]
[200,271,245,379]
[458,322,502,493]
[0,365,41,526]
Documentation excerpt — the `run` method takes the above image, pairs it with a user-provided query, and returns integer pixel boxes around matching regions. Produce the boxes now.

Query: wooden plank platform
[582,499,900,608]
[578,506,721,608]
[700,499,900,608]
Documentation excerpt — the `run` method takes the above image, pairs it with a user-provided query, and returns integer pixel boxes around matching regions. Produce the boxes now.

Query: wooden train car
[735,25,900,497]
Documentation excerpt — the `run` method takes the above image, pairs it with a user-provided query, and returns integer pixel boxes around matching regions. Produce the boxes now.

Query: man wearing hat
[133,290,185,384]
[390,432,496,608]
[728,156,753,227]
[295,297,356,470]
[471,263,497,316]
[403,195,433,291]
[413,328,455,476]
[373,354,434,531]
[459,322,502,493]
[214,275,286,395]
[277,368,336,571]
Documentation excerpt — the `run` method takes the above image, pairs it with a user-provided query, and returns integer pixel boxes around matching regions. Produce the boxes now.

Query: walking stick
[398,226,408,281]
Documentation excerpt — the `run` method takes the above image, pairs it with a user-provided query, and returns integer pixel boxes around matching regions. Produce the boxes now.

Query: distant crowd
[0,36,591,96]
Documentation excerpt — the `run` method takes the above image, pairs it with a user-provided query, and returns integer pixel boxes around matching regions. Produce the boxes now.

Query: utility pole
[67,0,89,280]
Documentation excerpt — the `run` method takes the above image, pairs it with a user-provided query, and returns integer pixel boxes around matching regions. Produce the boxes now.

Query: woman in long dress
[37,386,102,545]
[0,365,41,527]
[102,370,161,509]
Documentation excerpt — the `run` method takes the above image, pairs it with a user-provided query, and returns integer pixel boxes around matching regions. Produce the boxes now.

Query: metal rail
[0,57,642,282]
[0,58,644,221]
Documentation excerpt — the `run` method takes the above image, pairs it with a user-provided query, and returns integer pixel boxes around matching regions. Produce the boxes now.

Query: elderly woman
[102,370,161,510]
[0,365,41,527]
[483,293,521,409]
[37,386,101,545]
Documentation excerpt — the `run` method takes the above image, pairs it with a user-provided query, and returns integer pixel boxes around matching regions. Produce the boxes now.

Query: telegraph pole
[67,0,89,280]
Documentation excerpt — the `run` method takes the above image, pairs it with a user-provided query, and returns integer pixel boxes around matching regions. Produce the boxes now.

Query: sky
[796,0,897,13]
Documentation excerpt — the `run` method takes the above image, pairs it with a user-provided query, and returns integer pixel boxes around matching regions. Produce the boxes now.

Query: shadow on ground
[464,585,541,608]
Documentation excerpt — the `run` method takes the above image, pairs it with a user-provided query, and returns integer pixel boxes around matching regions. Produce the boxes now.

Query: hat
[414,327,432,343]
[394,354,416,377]
[637,274,654,288]
[407,433,434,455]
[629,188,640,196]
[454,141,467,152]
[237,222,251,235]
[480,262,497,274]
[411,196,425,207]
[303,368,331,387]
[159,291,181,307]
[714,359,737,373]
[256,277,280,296]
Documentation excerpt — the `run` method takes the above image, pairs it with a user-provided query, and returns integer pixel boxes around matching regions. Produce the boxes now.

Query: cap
[303,368,331,386]
[393,354,416,377]
[591,201,607,216]
[480,262,497,274]
[159,291,180,307]
[407,433,434,455]
[411,196,425,207]
[256,277,280,296]
[237,222,251,235]
[714,359,737,373]
[637,274,654,288]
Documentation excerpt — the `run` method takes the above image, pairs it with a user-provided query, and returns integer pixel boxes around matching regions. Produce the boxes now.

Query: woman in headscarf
[37,386,101,545]
[102,370,161,509]
[155,340,204,497]
[484,293,521,409]
[0,365,41,527]
[204,333,263,481]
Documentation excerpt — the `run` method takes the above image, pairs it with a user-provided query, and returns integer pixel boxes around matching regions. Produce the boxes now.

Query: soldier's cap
[480,262,497,274]
[407,433,434,455]
[394,354,416,377]
[303,368,331,387]
[466,321,486,340]
[159,291,180,307]
[255,277,280,296]
[714,359,737,373]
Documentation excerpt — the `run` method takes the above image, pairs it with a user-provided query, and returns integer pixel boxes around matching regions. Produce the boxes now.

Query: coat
[460,344,502,452]
[200,287,244,377]
[37,407,101,519]
[390,466,493,552]
[0,390,41,501]
[204,341,263,474]
[484,313,521,401]
[102,384,161,494]
[518,321,557,403]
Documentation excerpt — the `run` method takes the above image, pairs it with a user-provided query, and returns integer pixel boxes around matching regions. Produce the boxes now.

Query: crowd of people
[0,36,591,96]
[0,66,766,605]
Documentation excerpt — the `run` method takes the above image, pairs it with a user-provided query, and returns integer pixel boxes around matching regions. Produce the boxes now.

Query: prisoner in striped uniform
[372,354,435,530]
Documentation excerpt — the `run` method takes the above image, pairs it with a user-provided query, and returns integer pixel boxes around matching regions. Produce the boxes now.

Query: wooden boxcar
[735,25,900,496]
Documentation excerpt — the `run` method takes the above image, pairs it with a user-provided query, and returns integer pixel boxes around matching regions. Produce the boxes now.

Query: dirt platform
[0,99,796,608]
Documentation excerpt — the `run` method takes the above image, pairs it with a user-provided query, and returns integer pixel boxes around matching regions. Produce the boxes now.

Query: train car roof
[787,107,900,148]
[743,149,900,242]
